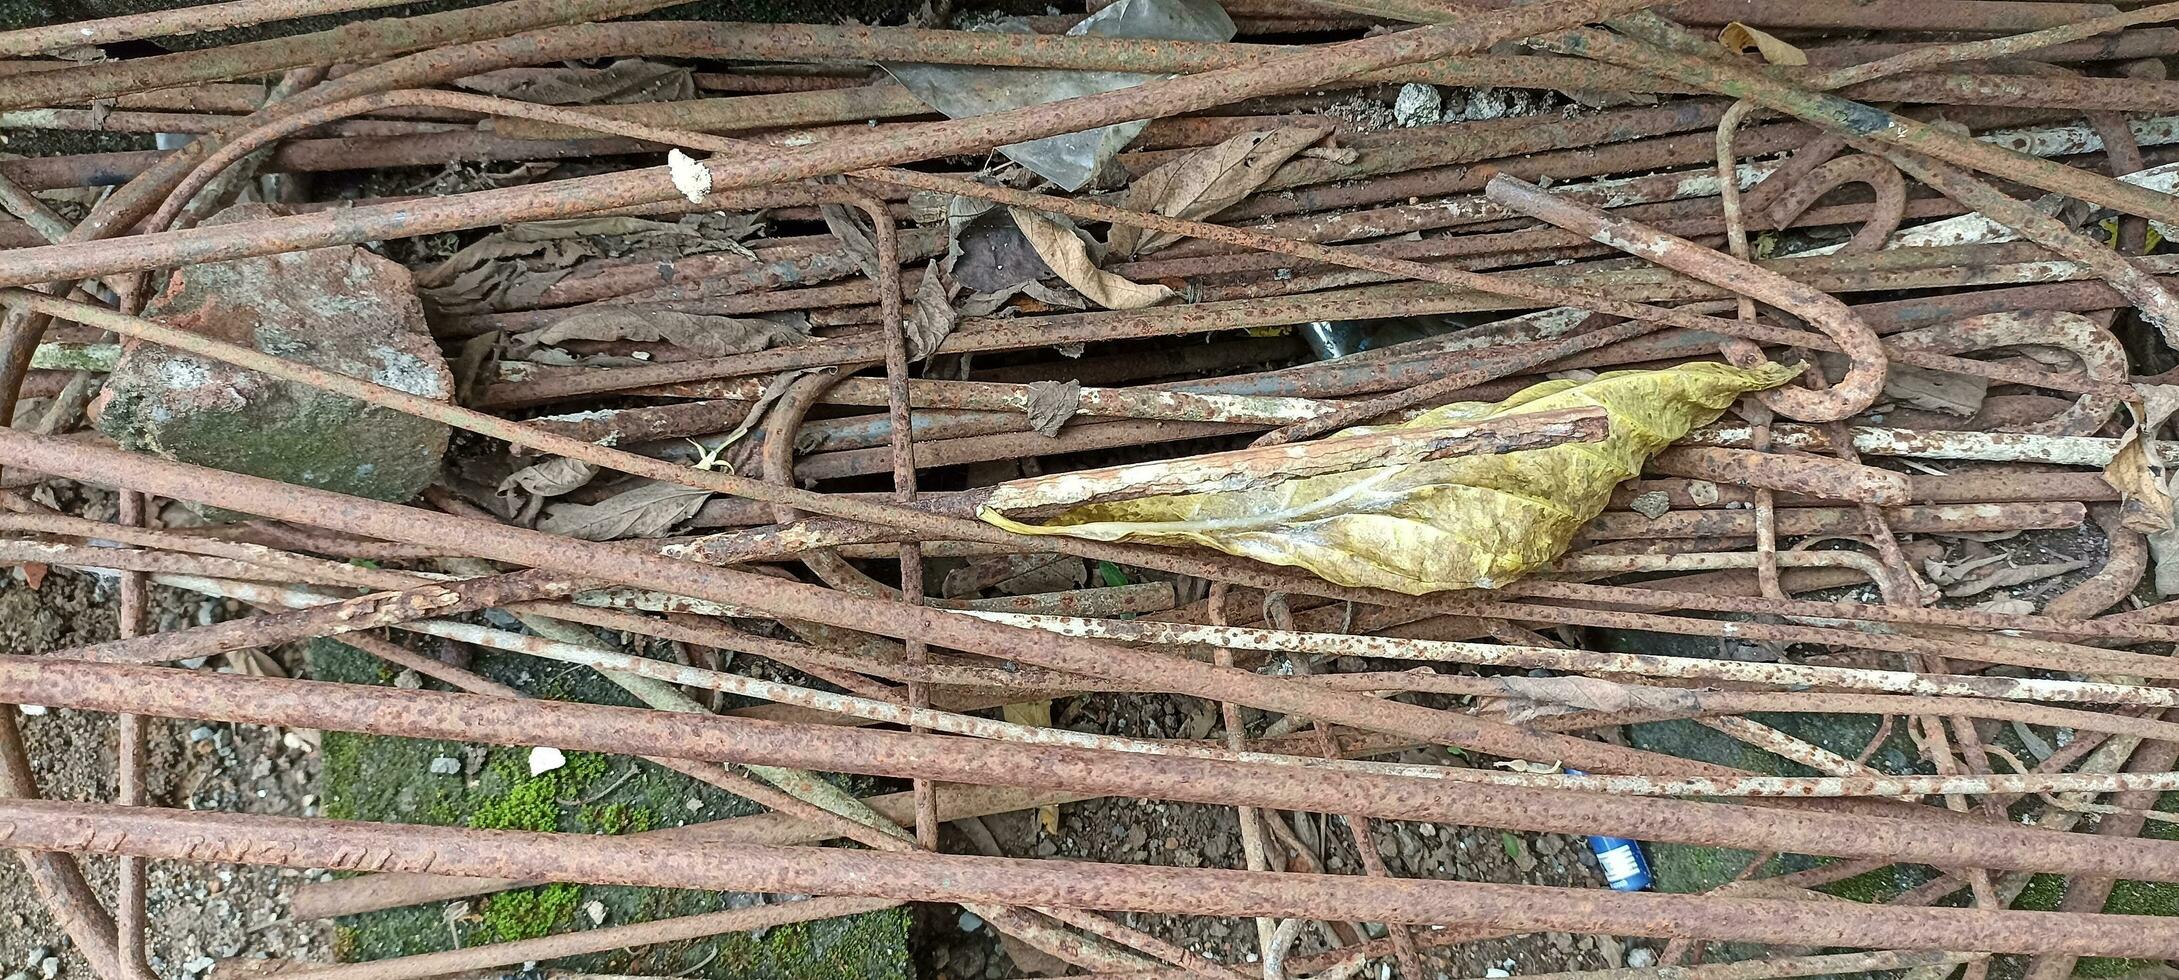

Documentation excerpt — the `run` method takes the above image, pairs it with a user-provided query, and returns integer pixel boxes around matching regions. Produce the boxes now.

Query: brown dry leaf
[498,457,599,498]
[17,562,44,590]
[539,481,711,540]
[1023,380,1081,437]
[1109,126,1329,256]
[2104,384,2179,532]
[1719,22,1808,65]
[523,310,808,357]
[420,215,762,314]
[956,280,1087,318]
[224,648,287,678]
[454,59,696,105]
[1885,363,1987,417]
[1008,207,1174,310]
[1491,674,1702,724]
[1922,552,2005,587]
[908,261,959,363]
[996,934,1071,979]
[451,331,502,407]
[999,699,1061,834]
[1709,880,1843,903]
[819,203,884,280]
[1942,559,2092,598]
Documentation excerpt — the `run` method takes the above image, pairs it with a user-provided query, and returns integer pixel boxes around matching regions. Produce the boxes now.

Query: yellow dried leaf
[981,362,1798,595]
[2105,384,2179,532]
[1000,699,1061,834]
[1720,22,1808,66]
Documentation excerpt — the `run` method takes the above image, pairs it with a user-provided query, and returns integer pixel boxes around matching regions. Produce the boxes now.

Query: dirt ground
[920,687,1642,980]
[0,568,331,979]
[0,559,1640,980]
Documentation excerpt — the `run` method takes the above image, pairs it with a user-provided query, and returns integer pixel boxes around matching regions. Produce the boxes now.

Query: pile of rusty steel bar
[14,0,2179,976]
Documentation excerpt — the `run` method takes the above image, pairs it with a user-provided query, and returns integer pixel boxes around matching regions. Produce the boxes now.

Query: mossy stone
[94,204,451,507]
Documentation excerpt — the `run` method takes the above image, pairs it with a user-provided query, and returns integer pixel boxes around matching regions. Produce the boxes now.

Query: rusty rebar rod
[0,0,1670,292]
[0,798,2172,955]
[6,658,2177,880]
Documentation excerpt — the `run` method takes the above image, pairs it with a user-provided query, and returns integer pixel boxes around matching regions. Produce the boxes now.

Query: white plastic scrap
[667,149,712,203]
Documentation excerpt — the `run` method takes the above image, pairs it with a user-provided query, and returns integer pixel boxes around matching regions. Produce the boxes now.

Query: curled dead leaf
[1109,126,1328,256]
[538,481,711,540]
[521,310,807,358]
[1941,559,2091,598]
[1922,552,2005,587]
[498,456,599,498]
[2103,385,2179,532]
[419,215,762,314]
[1008,208,1174,311]
[820,202,884,280]
[1023,380,1081,437]
[1490,674,1703,724]
[908,261,959,362]
[1000,700,1062,834]
[1719,22,1808,65]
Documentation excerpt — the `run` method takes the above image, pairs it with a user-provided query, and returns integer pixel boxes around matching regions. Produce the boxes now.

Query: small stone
[1687,480,1721,507]
[23,952,47,971]
[188,726,216,743]
[684,798,703,813]
[16,705,43,716]
[427,756,460,775]
[1484,970,1510,978]
[392,669,422,690]
[39,960,57,980]
[583,900,607,926]
[528,746,566,776]
[1630,491,1672,520]
[950,943,986,979]
[92,203,453,508]
[1627,948,1658,969]
[958,910,985,933]
[182,958,215,977]
[1393,83,1442,127]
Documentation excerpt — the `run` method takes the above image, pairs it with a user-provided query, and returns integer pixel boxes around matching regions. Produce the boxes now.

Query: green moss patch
[313,637,909,979]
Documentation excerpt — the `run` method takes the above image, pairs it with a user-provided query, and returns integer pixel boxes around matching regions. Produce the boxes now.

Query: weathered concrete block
[94,204,451,505]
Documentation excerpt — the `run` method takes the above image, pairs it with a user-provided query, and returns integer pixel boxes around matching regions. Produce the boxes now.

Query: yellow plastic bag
[981,361,1799,594]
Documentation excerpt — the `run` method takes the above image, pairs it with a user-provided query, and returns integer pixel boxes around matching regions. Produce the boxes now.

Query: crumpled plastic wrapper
[884,0,1236,190]
[982,361,1800,594]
